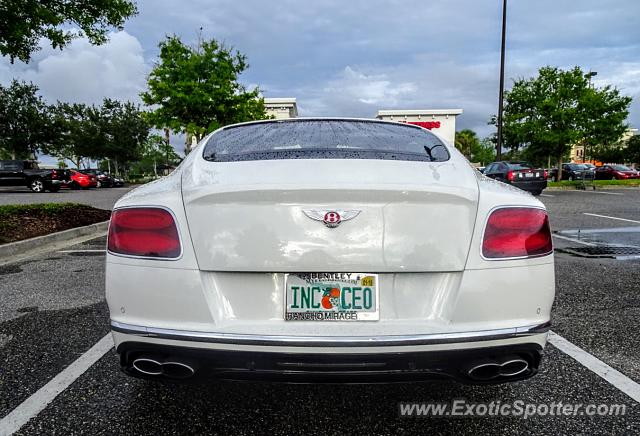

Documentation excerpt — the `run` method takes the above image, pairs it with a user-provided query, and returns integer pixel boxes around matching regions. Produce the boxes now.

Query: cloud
[0,31,147,105]
[2,0,640,143]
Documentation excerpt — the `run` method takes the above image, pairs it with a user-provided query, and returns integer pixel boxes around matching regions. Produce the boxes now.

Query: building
[262,100,463,145]
[264,98,298,119]
[375,109,463,145]
[570,127,638,163]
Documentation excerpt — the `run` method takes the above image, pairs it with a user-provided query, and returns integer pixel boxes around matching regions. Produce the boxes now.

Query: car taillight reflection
[108,208,181,258]
[482,207,552,259]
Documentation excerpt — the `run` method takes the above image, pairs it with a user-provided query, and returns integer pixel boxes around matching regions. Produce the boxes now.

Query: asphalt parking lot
[0,186,134,210]
[1,187,640,434]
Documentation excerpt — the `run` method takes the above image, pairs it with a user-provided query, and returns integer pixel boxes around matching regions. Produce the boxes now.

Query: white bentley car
[107,119,555,384]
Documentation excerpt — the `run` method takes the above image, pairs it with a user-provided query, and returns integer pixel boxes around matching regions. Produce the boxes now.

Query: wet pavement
[1,187,640,434]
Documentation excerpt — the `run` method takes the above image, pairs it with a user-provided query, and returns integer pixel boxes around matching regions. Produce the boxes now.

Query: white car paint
[106,118,555,383]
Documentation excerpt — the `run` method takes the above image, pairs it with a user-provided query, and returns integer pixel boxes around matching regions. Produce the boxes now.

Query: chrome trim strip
[110,320,550,347]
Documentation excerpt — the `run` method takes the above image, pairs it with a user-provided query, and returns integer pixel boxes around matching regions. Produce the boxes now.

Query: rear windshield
[507,162,535,170]
[202,120,449,162]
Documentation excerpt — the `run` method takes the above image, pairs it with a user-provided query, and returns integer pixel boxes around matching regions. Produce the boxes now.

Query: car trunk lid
[181,159,479,272]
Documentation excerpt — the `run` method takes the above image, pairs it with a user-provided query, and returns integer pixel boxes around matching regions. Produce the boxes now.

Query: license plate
[284,273,379,321]
[525,172,534,178]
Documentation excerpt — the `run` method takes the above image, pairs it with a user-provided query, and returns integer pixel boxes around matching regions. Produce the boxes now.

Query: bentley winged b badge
[302,209,361,228]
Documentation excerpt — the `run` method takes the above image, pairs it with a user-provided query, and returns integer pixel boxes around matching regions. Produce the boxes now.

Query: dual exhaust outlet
[133,356,529,382]
[132,358,195,379]
[467,358,530,381]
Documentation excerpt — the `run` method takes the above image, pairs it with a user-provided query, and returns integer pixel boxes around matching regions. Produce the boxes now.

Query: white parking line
[552,234,596,246]
[57,249,106,253]
[583,213,640,224]
[549,331,640,403]
[0,334,113,436]
[539,194,555,197]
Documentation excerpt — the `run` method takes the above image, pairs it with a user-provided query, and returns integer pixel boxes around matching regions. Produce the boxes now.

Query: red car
[594,164,640,180]
[64,170,98,189]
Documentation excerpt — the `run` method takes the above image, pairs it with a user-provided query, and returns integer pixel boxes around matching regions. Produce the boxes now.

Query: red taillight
[51,169,58,179]
[543,170,548,179]
[507,170,515,181]
[108,208,180,258]
[482,208,552,259]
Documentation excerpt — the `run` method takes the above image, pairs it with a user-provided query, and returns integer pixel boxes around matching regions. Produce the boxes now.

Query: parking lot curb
[0,220,110,265]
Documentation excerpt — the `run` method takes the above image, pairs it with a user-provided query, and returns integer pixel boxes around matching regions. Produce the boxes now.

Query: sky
[1,0,639,158]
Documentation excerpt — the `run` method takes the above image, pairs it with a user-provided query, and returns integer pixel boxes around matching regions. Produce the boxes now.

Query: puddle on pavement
[555,226,640,259]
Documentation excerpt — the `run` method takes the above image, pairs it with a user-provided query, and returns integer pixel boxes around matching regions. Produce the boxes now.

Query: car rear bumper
[510,179,547,193]
[111,321,549,384]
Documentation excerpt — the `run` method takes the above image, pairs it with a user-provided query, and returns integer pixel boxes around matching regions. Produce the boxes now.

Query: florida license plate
[284,273,379,321]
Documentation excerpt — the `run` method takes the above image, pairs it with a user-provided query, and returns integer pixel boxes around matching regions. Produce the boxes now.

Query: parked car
[582,163,597,171]
[107,119,554,385]
[549,163,594,181]
[0,160,69,192]
[594,164,640,180]
[79,169,114,187]
[64,169,97,189]
[483,161,548,195]
[112,176,125,187]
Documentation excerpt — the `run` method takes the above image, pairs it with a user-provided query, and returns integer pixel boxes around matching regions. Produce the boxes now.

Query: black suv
[0,160,69,192]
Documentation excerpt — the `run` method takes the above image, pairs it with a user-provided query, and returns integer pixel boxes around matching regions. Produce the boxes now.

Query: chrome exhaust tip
[162,361,195,379]
[499,359,529,377]
[132,358,163,376]
[467,358,530,381]
[467,362,501,381]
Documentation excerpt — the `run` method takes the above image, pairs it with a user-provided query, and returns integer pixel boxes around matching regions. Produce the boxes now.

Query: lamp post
[583,71,597,162]
[496,0,508,161]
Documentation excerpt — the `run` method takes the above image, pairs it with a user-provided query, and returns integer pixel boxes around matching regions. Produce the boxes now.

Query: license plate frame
[284,273,380,321]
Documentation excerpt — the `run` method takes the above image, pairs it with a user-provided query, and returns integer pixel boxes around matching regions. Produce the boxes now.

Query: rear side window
[203,120,449,162]
[2,161,22,170]
[612,165,631,171]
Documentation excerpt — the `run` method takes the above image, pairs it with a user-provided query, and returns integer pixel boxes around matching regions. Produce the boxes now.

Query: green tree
[99,98,149,173]
[473,137,497,165]
[454,129,479,159]
[131,134,180,177]
[496,66,631,179]
[0,80,57,159]
[46,102,103,168]
[141,35,269,154]
[0,0,137,63]
[626,135,640,166]
[46,99,148,171]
